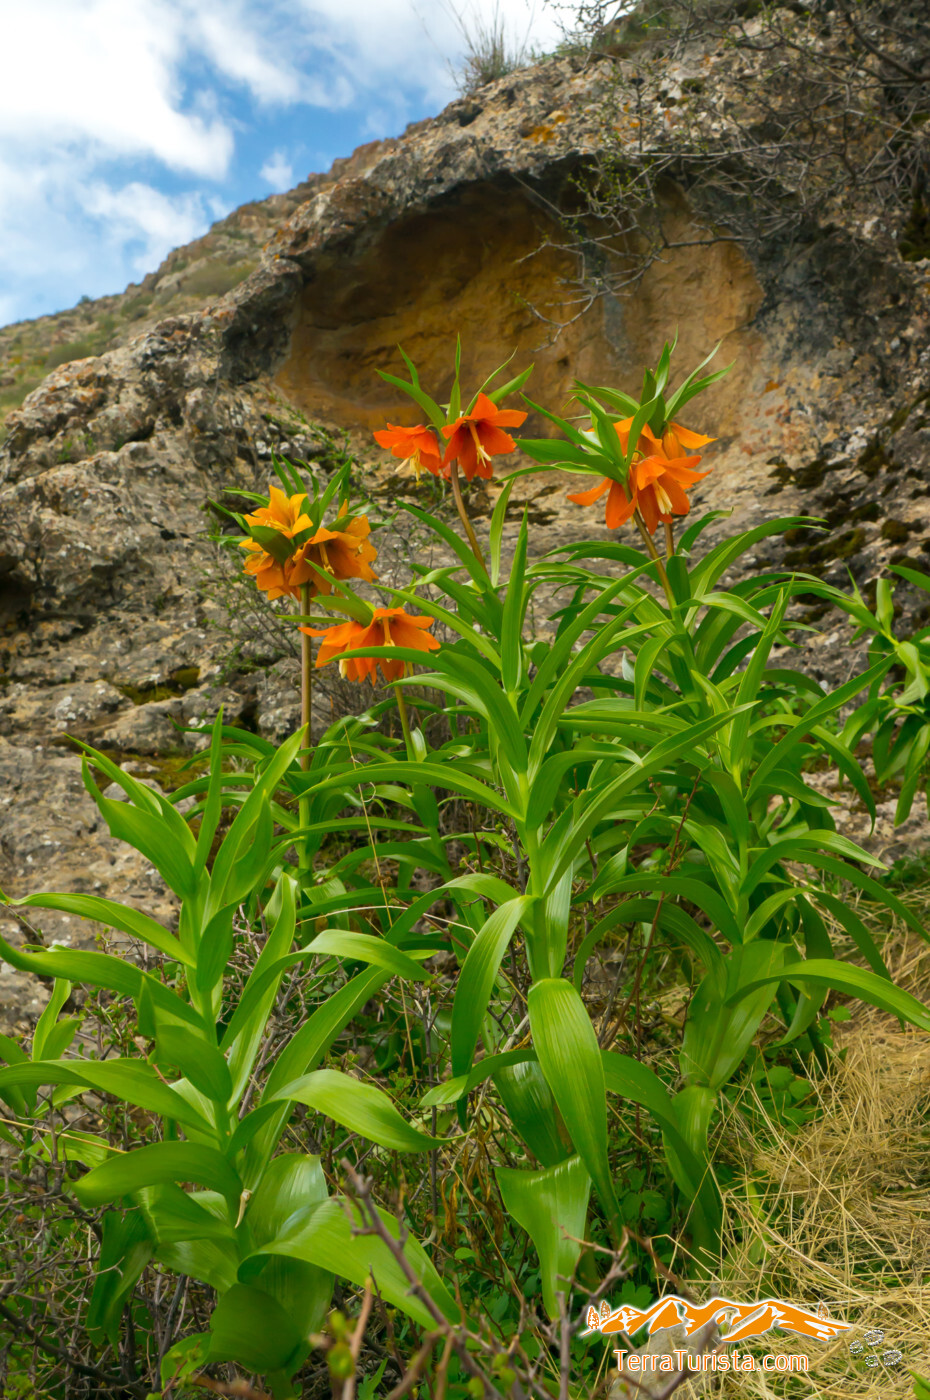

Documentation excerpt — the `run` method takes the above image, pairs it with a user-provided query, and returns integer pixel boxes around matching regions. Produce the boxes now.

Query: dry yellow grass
[670,926,930,1397]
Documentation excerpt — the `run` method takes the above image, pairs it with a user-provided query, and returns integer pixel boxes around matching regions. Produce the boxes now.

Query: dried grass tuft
[677,927,930,1397]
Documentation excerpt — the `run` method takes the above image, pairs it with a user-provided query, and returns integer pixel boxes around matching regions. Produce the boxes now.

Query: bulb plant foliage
[1,338,929,1397]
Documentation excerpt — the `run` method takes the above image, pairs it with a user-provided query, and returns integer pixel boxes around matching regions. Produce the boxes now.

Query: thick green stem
[393,682,415,760]
[299,583,312,869]
[664,520,676,559]
[633,510,676,609]
[448,460,488,574]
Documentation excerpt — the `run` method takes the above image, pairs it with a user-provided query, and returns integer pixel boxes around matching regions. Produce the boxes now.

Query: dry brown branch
[534,0,930,328]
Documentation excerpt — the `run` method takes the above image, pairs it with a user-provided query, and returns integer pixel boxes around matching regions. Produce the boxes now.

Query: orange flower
[289,510,378,597]
[373,423,443,481]
[301,607,440,684]
[242,485,313,540]
[240,492,378,601]
[568,418,714,534]
[240,540,294,599]
[441,392,527,481]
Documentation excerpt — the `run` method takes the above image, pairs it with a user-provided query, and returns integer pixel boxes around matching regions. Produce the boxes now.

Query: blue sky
[0,0,567,329]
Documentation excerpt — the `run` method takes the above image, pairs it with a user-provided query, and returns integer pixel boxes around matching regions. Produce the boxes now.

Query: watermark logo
[583,1293,853,1345]
[585,1294,906,1381]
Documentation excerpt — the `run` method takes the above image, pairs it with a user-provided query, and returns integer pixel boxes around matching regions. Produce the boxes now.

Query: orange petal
[474,424,516,456]
[604,480,635,530]
[441,424,466,462]
[660,477,692,516]
[637,487,660,535]
[567,477,611,506]
[667,422,716,450]
[664,459,711,485]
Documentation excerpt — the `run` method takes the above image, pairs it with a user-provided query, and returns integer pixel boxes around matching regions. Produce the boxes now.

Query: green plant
[0,715,459,1398]
[830,564,930,822]
[444,0,536,93]
[3,338,930,1398]
[45,339,99,370]
[176,260,257,300]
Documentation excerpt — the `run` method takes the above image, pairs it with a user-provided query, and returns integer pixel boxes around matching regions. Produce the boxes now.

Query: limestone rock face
[1,37,929,1027]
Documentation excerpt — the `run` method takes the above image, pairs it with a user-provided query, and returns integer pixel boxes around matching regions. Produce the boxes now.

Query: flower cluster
[238,484,437,686]
[301,607,440,684]
[238,344,722,691]
[240,489,377,601]
[568,419,714,533]
[374,392,526,484]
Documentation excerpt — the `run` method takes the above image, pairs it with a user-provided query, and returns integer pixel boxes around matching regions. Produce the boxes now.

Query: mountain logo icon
[583,1295,853,1344]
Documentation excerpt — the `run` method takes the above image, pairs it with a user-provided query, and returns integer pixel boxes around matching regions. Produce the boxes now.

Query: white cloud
[80,183,211,276]
[191,6,304,104]
[260,151,295,189]
[0,0,566,327]
[291,0,563,105]
[0,0,234,176]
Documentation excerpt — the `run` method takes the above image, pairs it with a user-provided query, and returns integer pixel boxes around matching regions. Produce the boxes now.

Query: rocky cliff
[1,11,929,1029]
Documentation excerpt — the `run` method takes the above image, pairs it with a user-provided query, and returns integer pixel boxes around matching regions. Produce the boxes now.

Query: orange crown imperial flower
[289,510,378,597]
[242,485,314,540]
[373,423,443,481]
[441,392,527,482]
[568,418,715,534]
[300,607,440,684]
[240,491,378,600]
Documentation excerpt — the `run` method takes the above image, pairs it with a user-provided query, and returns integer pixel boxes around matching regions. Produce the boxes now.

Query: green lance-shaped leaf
[681,941,790,1090]
[86,1210,154,1347]
[306,759,521,823]
[0,1058,211,1133]
[136,1182,237,1245]
[0,890,191,966]
[158,1235,241,1294]
[193,709,226,879]
[496,1156,592,1319]
[601,1052,720,1244]
[490,474,518,588]
[501,511,530,693]
[241,1196,461,1330]
[243,1155,334,1348]
[0,938,206,1034]
[302,930,431,982]
[207,726,306,915]
[224,873,299,1102]
[246,1153,329,1247]
[206,1283,306,1375]
[528,979,619,1229]
[271,1068,443,1152]
[377,361,447,433]
[0,1034,31,1117]
[207,794,274,919]
[451,896,535,1080]
[727,958,930,1032]
[494,1059,570,1168]
[726,588,790,782]
[192,904,237,1009]
[746,658,890,799]
[664,1082,718,1258]
[154,1023,233,1107]
[547,709,742,888]
[244,967,390,1187]
[74,1141,243,1216]
[81,755,198,899]
[420,1049,536,1109]
[32,978,74,1062]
